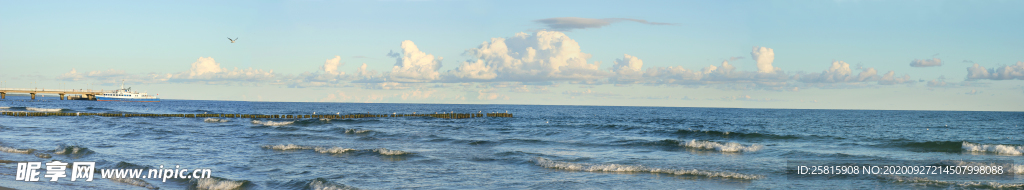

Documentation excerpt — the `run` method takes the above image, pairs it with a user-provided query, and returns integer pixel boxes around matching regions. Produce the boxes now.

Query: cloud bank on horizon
[56,29,1016,92]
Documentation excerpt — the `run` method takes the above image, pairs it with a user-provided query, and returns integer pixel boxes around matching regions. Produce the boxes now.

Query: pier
[0,88,109,100]
[0,111,512,119]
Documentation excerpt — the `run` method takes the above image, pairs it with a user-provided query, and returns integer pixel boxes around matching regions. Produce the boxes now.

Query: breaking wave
[309,178,360,190]
[345,129,372,134]
[204,118,229,123]
[262,144,312,151]
[26,107,64,112]
[962,142,1023,156]
[109,177,158,189]
[315,147,357,154]
[0,146,35,154]
[192,177,250,190]
[262,144,372,155]
[682,140,763,152]
[54,144,93,157]
[251,120,294,126]
[372,148,411,156]
[533,157,763,180]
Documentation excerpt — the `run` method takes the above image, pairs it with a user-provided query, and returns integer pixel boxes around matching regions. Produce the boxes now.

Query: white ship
[95,80,160,102]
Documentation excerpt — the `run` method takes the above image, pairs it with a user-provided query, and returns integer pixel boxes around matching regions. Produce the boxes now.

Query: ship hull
[96,96,160,102]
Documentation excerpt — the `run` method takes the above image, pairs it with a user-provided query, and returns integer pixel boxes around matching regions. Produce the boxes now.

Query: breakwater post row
[0,112,512,119]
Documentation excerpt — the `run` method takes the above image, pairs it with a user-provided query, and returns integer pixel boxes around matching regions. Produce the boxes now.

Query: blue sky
[1,0,1022,111]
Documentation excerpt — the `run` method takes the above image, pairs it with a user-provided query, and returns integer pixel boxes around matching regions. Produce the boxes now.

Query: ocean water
[1,96,1022,189]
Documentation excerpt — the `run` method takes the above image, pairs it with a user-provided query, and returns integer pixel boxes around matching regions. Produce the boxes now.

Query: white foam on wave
[0,107,10,109]
[194,178,246,190]
[263,144,405,156]
[262,144,312,151]
[204,118,229,123]
[109,177,158,189]
[315,147,356,154]
[962,142,1023,156]
[683,140,762,152]
[344,129,372,134]
[26,107,61,112]
[533,157,763,179]
[0,146,35,154]
[373,148,410,156]
[309,179,359,190]
[881,175,1024,189]
[251,120,294,126]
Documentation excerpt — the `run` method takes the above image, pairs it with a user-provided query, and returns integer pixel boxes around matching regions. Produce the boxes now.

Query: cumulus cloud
[534,17,672,31]
[386,40,443,82]
[288,56,350,88]
[320,56,344,75]
[609,54,644,83]
[965,62,1024,80]
[877,71,913,85]
[446,31,612,82]
[171,57,276,83]
[751,46,780,74]
[910,58,943,67]
[800,61,881,83]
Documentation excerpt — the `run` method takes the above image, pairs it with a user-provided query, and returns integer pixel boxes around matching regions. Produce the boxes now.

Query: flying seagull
[228,37,238,43]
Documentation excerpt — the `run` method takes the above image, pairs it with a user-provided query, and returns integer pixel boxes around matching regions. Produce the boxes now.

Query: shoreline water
[0,98,1022,189]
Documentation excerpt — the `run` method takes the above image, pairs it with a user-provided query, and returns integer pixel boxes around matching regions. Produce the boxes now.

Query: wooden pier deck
[0,88,109,100]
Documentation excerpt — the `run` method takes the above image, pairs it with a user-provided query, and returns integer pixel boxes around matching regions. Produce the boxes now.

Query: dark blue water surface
[1,96,1022,189]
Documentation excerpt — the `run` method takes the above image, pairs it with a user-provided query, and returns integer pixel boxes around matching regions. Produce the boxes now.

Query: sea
[1,96,1022,189]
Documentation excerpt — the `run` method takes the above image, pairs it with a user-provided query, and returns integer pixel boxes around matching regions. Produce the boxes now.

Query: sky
[1,0,1022,111]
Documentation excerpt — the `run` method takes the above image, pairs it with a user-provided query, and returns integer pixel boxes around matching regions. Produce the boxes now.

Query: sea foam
[315,147,356,154]
[309,178,359,190]
[533,157,762,179]
[0,146,35,154]
[262,144,405,155]
[962,142,1023,156]
[193,177,247,190]
[251,120,294,126]
[372,148,410,156]
[683,140,763,152]
[26,107,62,112]
[204,118,229,123]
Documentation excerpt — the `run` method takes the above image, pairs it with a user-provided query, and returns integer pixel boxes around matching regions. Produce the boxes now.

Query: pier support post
[30,93,35,100]
[1,92,4,99]
[59,94,65,100]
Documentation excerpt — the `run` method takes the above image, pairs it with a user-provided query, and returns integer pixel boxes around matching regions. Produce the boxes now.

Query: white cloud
[751,46,780,74]
[966,62,1024,80]
[800,61,881,83]
[534,17,672,31]
[57,69,86,81]
[320,56,344,75]
[386,40,443,82]
[446,31,612,82]
[476,89,508,100]
[910,58,943,67]
[609,54,644,84]
[171,57,275,83]
[877,71,913,85]
[287,56,350,88]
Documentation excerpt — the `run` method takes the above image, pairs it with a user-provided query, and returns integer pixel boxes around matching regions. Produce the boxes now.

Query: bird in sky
[228,37,238,43]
